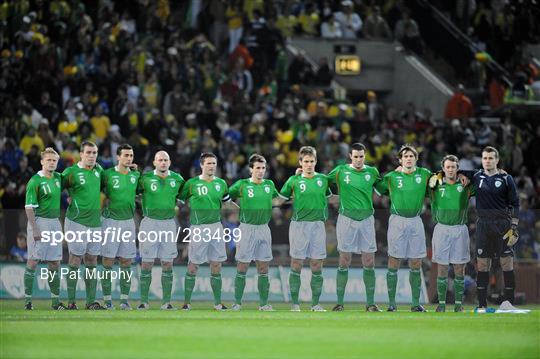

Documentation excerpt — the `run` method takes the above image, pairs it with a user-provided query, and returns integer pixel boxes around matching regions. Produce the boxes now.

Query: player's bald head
[154,151,170,161]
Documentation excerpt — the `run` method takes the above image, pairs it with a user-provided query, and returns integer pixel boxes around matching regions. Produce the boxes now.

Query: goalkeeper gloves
[503,224,519,246]
[428,172,443,189]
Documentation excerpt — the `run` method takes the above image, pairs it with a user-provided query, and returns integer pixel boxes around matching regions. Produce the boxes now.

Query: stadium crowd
[1,0,539,266]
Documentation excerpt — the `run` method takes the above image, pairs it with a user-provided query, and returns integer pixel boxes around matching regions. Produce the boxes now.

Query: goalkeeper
[457,147,520,309]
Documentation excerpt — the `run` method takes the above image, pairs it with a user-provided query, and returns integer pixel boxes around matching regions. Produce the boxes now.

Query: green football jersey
[179,176,229,225]
[430,181,474,225]
[280,173,332,222]
[138,170,185,220]
[379,167,432,218]
[102,167,140,220]
[25,171,62,218]
[229,178,279,225]
[327,164,382,221]
[62,163,104,227]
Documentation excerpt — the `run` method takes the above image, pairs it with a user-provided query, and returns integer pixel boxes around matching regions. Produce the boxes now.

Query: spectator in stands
[321,13,343,39]
[334,0,362,39]
[276,6,298,40]
[298,2,320,36]
[288,51,313,85]
[19,127,44,155]
[363,6,392,41]
[394,10,423,55]
[444,84,474,119]
[504,72,535,104]
[10,232,28,263]
[314,57,332,86]
[226,0,244,54]
[531,74,540,100]
[366,90,383,127]
[488,73,507,109]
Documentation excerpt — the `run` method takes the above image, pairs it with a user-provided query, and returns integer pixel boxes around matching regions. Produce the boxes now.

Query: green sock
[311,270,323,306]
[289,269,301,305]
[410,269,421,307]
[161,269,173,305]
[234,271,247,305]
[336,267,348,305]
[258,273,269,306]
[85,265,97,305]
[24,267,35,304]
[184,273,196,304]
[102,266,113,305]
[437,276,447,306]
[363,267,376,306]
[210,273,222,305]
[139,268,152,304]
[67,265,78,303]
[387,268,398,307]
[454,276,465,308]
[119,266,132,304]
[48,269,60,306]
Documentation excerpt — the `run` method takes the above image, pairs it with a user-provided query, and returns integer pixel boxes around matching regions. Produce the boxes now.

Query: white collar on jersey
[37,170,45,177]
[301,172,317,178]
[154,169,170,176]
[77,162,96,170]
[348,164,365,171]
[199,174,215,181]
[115,166,131,173]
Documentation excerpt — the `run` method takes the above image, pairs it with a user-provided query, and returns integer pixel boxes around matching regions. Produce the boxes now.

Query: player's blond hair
[41,147,59,159]
[298,146,317,161]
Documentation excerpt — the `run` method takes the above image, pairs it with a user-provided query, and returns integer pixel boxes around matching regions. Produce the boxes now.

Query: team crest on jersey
[365,174,371,181]
[264,186,270,193]
[317,180,323,187]
[170,180,176,187]
[55,181,60,188]
[215,184,221,191]
[495,180,502,188]
[415,176,422,184]
[130,176,136,183]
[457,185,463,192]
[94,170,99,177]
[477,248,483,255]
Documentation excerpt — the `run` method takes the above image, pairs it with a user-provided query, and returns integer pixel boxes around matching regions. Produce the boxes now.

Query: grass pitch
[1,300,538,359]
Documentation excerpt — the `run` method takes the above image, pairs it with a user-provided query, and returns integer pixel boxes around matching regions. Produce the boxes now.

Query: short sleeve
[221,180,231,202]
[327,166,340,185]
[229,180,242,200]
[270,180,279,199]
[61,167,71,189]
[25,178,39,208]
[280,176,294,200]
[179,179,191,201]
[375,173,390,195]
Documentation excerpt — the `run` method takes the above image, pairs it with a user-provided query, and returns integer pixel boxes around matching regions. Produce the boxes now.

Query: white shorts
[27,217,63,261]
[101,218,137,259]
[64,218,102,256]
[188,222,227,264]
[139,217,178,262]
[235,223,273,263]
[387,214,426,259]
[336,214,377,254]
[289,221,326,260]
[432,223,470,265]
